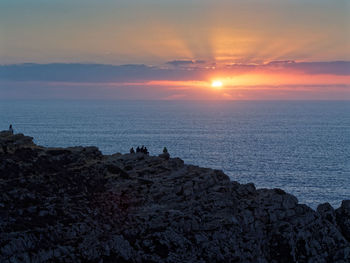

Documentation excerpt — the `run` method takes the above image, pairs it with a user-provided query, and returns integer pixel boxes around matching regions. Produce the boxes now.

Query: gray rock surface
[0,132,349,262]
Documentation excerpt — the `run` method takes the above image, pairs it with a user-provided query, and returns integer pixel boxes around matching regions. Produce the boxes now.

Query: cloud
[0,61,349,85]
[283,61,350,75]
[166,60,206,67]
[224,61,350,76]
[0,63,205,83]
[261,60,350,75]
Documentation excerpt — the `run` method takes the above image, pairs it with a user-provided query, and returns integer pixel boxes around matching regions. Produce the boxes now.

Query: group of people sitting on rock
[130,146,149,155]
[129,146,168,156]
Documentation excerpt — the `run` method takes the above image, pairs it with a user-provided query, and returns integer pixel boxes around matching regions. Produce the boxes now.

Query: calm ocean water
[0,100,349,208]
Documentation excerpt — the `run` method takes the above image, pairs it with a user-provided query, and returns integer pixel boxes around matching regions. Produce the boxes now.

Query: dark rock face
[0,132,349,263]
[336,201,350,243]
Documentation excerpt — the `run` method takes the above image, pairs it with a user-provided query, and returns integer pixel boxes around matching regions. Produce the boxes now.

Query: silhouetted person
[130,147,135,154]
[9,124,13,134]
[163,147,168,153]
[144,146,149,155]
[136,146,140,153]
[141,145,145,153]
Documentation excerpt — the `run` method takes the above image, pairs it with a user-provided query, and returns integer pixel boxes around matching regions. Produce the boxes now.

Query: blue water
[1,100,349,208]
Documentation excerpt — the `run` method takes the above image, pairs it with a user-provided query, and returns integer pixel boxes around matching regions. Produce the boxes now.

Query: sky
[0,0,350,100]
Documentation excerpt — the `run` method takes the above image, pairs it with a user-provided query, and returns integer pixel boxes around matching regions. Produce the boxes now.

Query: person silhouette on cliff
[141,145,145,153]
[130,147,135,154]
[9,124,13,134]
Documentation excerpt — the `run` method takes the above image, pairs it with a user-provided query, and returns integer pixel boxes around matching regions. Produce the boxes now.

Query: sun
[211,80,223,88]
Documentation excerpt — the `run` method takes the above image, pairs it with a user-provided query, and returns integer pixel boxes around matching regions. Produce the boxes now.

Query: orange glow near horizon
[147,71,350,99]
[37,71,350,90]
[19,69,349,100]
[211,80,223,89]
[106,71,350,95]
[221,73,350,87]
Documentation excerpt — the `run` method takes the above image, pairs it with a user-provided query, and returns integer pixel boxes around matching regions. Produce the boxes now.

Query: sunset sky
[0,0,349,99]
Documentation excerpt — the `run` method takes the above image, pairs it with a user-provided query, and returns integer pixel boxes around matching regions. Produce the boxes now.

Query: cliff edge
[0,131,349,262]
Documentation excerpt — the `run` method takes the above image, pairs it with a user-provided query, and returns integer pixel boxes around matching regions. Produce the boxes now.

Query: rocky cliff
[0,131,349,263]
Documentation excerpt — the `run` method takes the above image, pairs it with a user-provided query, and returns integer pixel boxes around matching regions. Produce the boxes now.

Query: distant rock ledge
[0,131,349,263]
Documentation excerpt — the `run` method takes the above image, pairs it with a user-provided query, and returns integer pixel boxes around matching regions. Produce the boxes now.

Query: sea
[1,100,349,209]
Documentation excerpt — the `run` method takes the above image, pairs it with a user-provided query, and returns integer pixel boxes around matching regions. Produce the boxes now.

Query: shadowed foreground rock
[0,131,349,263]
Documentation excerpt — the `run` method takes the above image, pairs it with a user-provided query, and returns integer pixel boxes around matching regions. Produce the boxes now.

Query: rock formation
[0,131,349,262]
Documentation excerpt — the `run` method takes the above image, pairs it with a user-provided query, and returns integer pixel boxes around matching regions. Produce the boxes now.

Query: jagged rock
[158,152,170,160]
[0,132,35,154]
[317,202,337,224]
[336,200,350,242]
[0,131,349,262]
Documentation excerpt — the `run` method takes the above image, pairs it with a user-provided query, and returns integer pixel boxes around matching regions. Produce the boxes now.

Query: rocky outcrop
[0,132,349,263]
